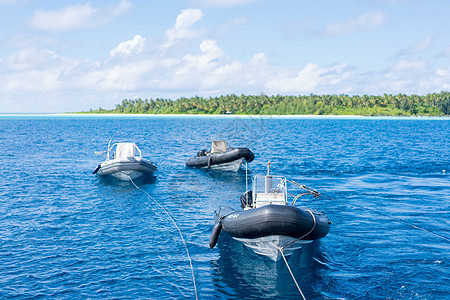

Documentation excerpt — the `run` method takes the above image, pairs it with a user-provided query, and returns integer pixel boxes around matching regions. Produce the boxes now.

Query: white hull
[203,158,244,172]
[234,235,312,261]
[97,157,157,181]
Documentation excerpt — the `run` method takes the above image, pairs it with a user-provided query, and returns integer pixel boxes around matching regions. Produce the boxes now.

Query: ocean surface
[0,115,449,299]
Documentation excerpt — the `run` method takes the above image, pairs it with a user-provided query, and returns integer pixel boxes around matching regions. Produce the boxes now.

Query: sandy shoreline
[61,113,367,118]
[0,113,448,119]
[57,113,450,119]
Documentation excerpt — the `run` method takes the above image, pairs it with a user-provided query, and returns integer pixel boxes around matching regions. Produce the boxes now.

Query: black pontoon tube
[210,205,330,249]
[186,148,254,168]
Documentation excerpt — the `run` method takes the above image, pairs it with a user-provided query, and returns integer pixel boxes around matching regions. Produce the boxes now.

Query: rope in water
[279,248,307,300]
[325,194,450,243]
[277,210,316,299]
[246,165,450,243]
[245,164,315,299]
[128,176,198,300]
[281,210,316,250]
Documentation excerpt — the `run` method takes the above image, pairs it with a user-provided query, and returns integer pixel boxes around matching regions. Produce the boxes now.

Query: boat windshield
[252,175,287,207]
[253,175,287,194]
[107,142,142,160]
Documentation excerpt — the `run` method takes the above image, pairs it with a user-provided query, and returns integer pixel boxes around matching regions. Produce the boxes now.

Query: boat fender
[207,156,212,168]
[92,165,101,174]
[209,220,222,249]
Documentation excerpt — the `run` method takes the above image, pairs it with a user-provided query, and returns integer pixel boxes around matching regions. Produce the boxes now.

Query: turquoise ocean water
[0,115,449,299]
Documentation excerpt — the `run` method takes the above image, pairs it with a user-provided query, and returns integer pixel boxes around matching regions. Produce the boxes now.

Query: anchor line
[280,210,316,250]
[324,194,450,243]
[279,248,307,300]
[128,176,198,300]
[245,165,319,299]
[247,165,449,243]
[276,210,316,300]
[244,166,319,200]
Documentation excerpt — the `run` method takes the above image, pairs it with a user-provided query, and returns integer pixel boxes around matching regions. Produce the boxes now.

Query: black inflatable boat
[210,174,330,260]
[186,140,254,171]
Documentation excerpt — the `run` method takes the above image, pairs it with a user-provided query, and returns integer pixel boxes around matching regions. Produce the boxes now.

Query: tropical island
[84,92,450,116]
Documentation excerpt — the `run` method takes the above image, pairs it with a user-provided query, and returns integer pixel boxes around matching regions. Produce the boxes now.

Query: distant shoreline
[63,113,450,119]
[1,113,449,120]
[82,92,450,116]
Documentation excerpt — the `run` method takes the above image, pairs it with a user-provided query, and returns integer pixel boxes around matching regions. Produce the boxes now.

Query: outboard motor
[197,149,207,157]
[240,190,253,209]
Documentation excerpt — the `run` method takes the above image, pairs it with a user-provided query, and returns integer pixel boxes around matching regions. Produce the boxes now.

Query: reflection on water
[1,116,449,299]
[96,174,157,187]
[212,234,329,299]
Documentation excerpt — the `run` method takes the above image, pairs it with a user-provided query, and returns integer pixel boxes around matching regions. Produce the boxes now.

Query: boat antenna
[267,161,271,176]
[245,161,248,191]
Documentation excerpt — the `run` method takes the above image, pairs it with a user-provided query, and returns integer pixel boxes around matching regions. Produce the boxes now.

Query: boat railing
[250,174,320,208]
[106,142,117,160]
[106,142,142,160]
[252,175,288,208]
[134,144,142,157]
[285,179,321,206]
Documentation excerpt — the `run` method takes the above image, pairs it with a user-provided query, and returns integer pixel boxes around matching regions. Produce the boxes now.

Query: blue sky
[1,0,449,113]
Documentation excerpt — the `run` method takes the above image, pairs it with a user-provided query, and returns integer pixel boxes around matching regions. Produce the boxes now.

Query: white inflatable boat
[93,141,157,181]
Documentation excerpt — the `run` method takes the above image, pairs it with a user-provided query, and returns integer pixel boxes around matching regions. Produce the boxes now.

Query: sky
[0,0,450,113]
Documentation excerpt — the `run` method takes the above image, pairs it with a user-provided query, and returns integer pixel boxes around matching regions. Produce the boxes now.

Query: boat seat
[255,193,287,208]
[211,140,227,154]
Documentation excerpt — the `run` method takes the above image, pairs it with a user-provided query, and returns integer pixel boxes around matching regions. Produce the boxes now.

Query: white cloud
[214,16,248,38]
[397,35,434,56]
[79,60,157,91]
[110,35,146,57]
[2,37,447,112]
[3,33,59,49]
[29,0,130,32]
[2,7,449,113]
[436,46,450,58]
[436,68,448,76]
[190,0,258,8]
[267,63,352,94]
[1,47,82,93]
[30,3,97,31]
[175,39,226,80]
[390,59,427,72]
[250,52,267,64]
[324,11,386,36]
[163,8,203,48]
[4,47,62,72]
[109,0,131,17]
[0,0,23,5]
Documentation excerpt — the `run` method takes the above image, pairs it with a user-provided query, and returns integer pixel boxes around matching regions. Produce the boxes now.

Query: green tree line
[85,92,450,116]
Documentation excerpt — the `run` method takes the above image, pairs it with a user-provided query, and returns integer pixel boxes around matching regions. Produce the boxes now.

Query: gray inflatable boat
[210,173,330,261]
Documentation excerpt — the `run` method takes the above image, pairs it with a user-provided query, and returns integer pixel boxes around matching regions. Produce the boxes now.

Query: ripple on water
[0,116,449,299]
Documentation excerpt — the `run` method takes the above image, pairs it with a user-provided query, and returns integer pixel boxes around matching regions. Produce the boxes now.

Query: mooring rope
[325,194,450,243]
[128,176,198,300]
[281,210,316,250]
[279,248,307,300]
[247,165,450,243]
[276,210,316,300]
